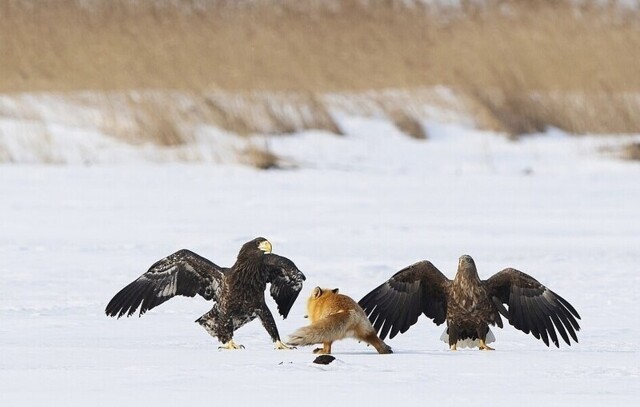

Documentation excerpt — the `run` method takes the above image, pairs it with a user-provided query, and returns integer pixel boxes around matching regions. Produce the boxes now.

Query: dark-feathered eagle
[359,255,580,350]
[105,237,306,350]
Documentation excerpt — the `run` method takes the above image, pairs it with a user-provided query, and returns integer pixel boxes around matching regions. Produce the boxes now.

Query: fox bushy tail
[288,311,357,346]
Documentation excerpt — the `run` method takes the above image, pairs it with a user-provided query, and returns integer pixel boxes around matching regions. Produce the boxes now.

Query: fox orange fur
[287,287,392,355]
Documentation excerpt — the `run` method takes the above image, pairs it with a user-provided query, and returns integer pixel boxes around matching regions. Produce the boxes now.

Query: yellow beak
[258,240,272,254]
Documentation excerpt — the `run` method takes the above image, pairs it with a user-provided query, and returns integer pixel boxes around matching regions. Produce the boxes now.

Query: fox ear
[313,287,323,298]
[332,288,339,294]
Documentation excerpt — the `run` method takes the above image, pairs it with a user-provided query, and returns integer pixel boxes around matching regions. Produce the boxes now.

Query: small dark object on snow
[313,355,336,365]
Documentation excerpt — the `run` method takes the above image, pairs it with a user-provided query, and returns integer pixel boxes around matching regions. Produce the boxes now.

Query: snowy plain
[1,116,639,406]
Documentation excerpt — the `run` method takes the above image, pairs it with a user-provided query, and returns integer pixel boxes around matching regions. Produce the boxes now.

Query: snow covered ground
[1,117,639,406]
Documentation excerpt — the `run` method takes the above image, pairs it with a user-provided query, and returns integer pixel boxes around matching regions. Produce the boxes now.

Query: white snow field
[1,118,639,406]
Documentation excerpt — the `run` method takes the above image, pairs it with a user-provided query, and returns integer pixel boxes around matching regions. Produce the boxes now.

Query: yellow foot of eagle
[479,339,495,351]
[219,340,245,350]
[274,340,295,350]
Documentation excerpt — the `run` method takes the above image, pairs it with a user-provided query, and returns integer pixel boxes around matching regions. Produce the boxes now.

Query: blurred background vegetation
[1,0,639,163]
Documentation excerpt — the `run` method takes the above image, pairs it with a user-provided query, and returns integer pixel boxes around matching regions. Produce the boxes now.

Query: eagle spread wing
[359,261,451,340]
[105,249,225,318]
[263,254,306,319]
[483,268,581,347]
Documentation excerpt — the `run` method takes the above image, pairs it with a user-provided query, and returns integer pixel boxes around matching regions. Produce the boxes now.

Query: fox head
[304,287,340,318]
[312,286,339,298]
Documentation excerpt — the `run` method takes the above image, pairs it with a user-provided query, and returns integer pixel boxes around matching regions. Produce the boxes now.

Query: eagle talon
[219,340,245,350]
[275,340,295,350]
[479,339,494,351]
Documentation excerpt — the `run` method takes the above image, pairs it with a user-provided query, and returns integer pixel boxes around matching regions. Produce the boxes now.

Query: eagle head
[240,237,273,254]
[459,255,475,269]
[257,238,272,254]
[455,255,480,283]
[238,237,272,259]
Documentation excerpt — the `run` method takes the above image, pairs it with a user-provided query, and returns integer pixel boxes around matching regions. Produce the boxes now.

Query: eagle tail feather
[439,328,496,349]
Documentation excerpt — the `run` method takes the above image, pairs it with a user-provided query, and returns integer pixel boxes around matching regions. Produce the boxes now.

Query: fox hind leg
[357,326,392,354]
[363,332,392,354]
[313,342,332,354]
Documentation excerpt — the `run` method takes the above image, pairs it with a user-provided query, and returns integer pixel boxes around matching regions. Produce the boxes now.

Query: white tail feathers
[439,328,496,349]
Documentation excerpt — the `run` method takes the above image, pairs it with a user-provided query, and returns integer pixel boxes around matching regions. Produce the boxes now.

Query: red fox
[287,287,392,354]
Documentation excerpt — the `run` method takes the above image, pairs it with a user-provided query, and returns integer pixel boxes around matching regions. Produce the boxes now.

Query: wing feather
[399,282,422,335]
[535,293,561,347]
[263,254,306,319]
[549,312,571,345]
[387,289,407,339]
[105,249,224,318]
[512,285,529,334]
[359,260,450,341]
[556,294,581,331]
[524,295,547,344]
[484,268,580,347]
[523,295,542,340]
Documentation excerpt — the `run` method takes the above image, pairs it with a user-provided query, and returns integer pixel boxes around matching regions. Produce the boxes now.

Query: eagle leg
[448,325,459,351]
[479,339,494,351]
[256,305,282,344]
[477,326,494,350]
[219,339,245,350]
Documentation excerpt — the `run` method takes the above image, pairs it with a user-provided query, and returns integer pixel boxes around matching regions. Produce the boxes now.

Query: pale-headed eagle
[359,255,580,350]
[105,237,306,350]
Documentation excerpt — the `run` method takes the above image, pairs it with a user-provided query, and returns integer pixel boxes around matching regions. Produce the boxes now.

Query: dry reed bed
[0,88,461,143]
[1,0,640,151]
[2,87,638,140]
[2,1,639,93]
[622,142,640,161]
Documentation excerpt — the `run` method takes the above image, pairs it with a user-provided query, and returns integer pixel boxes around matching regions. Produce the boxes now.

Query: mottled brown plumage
[105,237,306,349]
[359,255,580,350]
